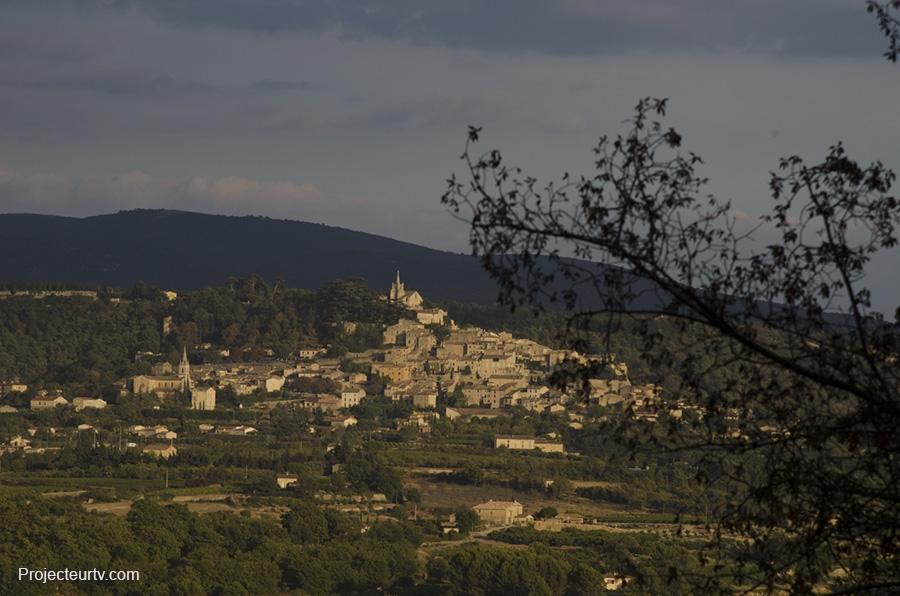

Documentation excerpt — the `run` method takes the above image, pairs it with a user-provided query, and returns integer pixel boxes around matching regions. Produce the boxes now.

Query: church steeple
[390,270,404,302]
[387,270,423,310]
[179,346,192,392]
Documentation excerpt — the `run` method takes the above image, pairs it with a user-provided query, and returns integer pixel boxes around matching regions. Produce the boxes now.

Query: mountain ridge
[0,209,504,302]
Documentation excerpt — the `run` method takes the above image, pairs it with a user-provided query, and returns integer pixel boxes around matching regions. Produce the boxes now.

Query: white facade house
[191,386,216,410]
[73,397,107,411]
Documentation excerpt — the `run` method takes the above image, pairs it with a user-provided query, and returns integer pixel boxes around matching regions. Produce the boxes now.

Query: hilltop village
[0,275,715,593]
[0,273,692,484]
[7,274,673,456]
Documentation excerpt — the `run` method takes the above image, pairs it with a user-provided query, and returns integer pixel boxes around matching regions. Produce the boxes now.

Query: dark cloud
[69,69,217,98]
[96,0,882,57]
[249,79,313,92]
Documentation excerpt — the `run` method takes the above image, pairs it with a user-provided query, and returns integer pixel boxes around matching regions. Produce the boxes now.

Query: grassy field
[84,498,240,516]
[0,474,166,497]
[404,476,637,518]
[383,444,570,470]
[591,512,705,524]
[384,447,508,468]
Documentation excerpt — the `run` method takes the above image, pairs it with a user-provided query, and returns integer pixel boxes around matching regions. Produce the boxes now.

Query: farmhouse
[73,397,107,411]
[31,395,68,410]
[495,435,565,454]
[473,500,524,525]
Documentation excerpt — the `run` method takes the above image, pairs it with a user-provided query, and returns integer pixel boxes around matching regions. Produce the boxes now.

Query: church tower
[387,270,424,310]
[178,346,192,392]
[389,270,405,302]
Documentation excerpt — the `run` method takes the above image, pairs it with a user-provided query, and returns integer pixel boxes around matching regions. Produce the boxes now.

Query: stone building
[495,435,536,450]
[0,379,28,394]
[415,308,447,325]
[495,435,565,453]
[30,395,68,410]
[73,397,107,411]
[191,386,216,410]
[473,500,524,525]
[132,348,192,398]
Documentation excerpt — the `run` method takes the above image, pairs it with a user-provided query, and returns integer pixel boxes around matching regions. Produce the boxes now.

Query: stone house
[495,435,535,450]
[0,379,28,394]
[412,391,437,409]
[191,386,216,410]
[415,308,447,326]
[31,395,68,410]
[495,435,564,454]
[339,384,366,408]
[473,500,524,525]
[73,397,107,411]
[371,362,414,383]
[329,415,358,429]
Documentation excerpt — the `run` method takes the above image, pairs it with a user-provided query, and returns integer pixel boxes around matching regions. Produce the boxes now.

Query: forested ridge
[0,210,505,303]
[0,278,404,394]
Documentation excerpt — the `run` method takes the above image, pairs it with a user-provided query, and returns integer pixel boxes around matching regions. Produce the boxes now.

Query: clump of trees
[0,490,733,594]
[343,448,405,502]
[534,506,558,520]
[0,494,423,595]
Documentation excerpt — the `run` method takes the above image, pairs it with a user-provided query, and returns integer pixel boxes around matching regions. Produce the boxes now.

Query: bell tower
[178,346,192,392]
[390,270,404,302]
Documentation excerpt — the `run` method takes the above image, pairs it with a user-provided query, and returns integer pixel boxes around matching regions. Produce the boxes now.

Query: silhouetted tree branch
[442,6,900,591]
[443,97,899,592]
[868,1,900,62]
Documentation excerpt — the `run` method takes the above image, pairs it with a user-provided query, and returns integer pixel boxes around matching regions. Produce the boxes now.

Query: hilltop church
[387,272,450,326]
[388,271,424,310]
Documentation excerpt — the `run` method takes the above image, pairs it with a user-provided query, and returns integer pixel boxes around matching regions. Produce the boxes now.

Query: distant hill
[0,209,862,329]
[0,210,515,302]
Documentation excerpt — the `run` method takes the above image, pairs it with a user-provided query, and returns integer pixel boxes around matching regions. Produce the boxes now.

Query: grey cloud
[0,163,466,251]
[332,96,588,135]
[74,69,217,98]
[239,95,581,136]
[0,165,322,216]
[249,79,313,92]
[339,97,516,132]
[0,32,94,65]
[95,0,883,58]
[0,65,217,100]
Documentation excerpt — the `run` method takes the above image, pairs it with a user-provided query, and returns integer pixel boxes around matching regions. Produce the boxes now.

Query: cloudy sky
[1,1,898,307]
